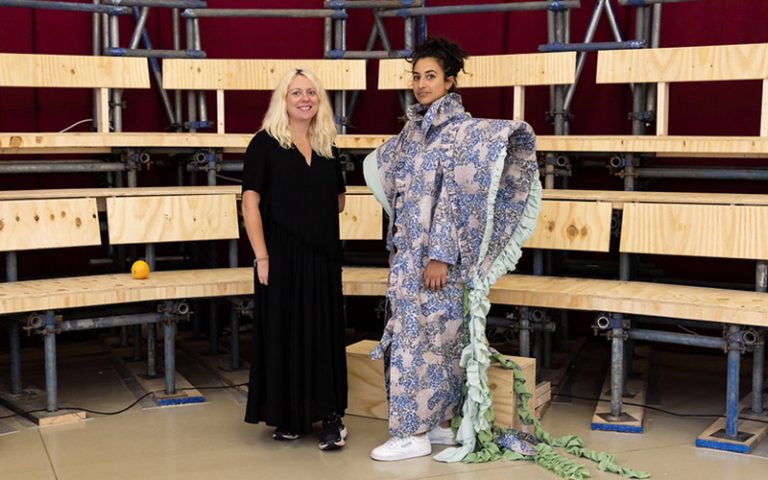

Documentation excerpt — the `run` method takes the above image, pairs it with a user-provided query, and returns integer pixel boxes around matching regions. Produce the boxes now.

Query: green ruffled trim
[493,354,651,479]
[434,165,542,463]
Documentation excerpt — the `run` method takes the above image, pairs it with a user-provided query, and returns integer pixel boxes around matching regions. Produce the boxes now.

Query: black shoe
[273,428,300,441]
[318,413,347,451]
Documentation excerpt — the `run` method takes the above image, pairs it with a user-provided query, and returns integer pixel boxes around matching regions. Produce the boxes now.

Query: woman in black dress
[242,68,348,451]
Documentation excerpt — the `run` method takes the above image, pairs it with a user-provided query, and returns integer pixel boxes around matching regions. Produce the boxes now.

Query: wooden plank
[0,267,253,315]
[340,194,382,240]
[524,200,612,252]
[620,203,768,260]
[106,194,239,244]
[96,87,110,134]
[0,132,390,154]
[597,43,768,83]
[487,274,768,326]
[696,417,768,454]
[0,198,100,252]
[216,89,225,134]
[656,82,669,136]
[162,58,366,90]
[342,266,389,297]
[541,189,768,209]
[0,387,86,427]
[0,53,149,88]
[762,79,768,137]
[378,52,576,89]
[512,86,525,121]
[0,185,241,201]
[6,132,767,157]
[536,135,768,157]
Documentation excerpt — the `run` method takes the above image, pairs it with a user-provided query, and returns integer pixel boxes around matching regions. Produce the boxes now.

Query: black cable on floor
[553,392,768,426]
[0,383,248,420]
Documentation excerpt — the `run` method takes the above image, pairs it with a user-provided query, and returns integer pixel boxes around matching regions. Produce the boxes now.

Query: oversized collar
[406,93,467,134]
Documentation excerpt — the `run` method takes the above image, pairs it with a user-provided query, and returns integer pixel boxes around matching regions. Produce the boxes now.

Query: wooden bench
[0,184,381,422]
[339,189,768,453]
[539,43,768,158]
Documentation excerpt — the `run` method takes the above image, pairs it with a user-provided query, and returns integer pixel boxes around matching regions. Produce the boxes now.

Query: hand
[255,258,269,285]
[423,260,448,291]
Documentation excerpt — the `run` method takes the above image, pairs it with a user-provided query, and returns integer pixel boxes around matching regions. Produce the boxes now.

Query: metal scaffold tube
[104,0,206,7]
[182,9,347,19]
[0,162,127,173]
[378,1,581,17]
[619,0,695,5]
[324,0,423,8]
[0,0,130,14]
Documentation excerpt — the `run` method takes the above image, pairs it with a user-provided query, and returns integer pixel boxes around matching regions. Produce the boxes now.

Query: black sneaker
[318,413,347,451]
[273,428,300,441]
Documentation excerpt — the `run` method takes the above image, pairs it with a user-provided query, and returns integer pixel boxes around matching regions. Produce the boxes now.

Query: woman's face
[285,75,320,123]
[412,57,454,106]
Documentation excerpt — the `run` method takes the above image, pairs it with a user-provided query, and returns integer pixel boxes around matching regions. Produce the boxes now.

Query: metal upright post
[726,324,742,437]
[6,252,22,394]
[172,8,183,126]
[229,239,240,370]
[43,311,58,412]
[610,313,625,418]
[403,17,415,108]
[753,261,767,415]
[186,17,198,131]
[109,12,122,132]
[146,244,157,377]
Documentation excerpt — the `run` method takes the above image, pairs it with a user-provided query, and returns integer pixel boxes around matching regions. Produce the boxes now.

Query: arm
[242,190,269,285]
[338,193,346,213]
[424,167,459,290]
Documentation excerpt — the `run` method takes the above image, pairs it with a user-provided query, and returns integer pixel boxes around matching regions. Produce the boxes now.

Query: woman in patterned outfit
[369,38,473,461]
[365,38,541,462]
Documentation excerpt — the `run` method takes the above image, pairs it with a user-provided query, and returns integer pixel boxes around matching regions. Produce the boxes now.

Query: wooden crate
[346,340,536,428]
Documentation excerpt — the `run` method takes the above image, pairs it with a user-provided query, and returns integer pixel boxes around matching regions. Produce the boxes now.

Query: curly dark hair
[407,37,469,92]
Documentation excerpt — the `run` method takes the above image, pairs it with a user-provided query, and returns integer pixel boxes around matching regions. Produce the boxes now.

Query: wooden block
[0,198,101,252]
[591,356,649,433]
[696,417,768,454]
[106,194,239,244]
[656,82,669,136]
[346,340,388,419]
[379,52,576,89]
[535,381,552,408]
[340,194,383,240]
[0,53,149,88]
[0,387,86,427]
[524,200,612,252]
[761,79,768,137]
[342,267,389,297]
[489,355,536,428]
[163,58,366,91]
[512,86,525,121]
[123,360,204,407]
[345,340,537,430]
[620,203,768,260]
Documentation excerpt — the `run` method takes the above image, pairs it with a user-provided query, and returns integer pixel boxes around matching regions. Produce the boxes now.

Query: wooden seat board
[0,268,253,315]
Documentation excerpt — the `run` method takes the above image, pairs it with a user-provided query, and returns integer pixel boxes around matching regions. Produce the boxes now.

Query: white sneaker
[370,435,432,461]
[427,425,458,445]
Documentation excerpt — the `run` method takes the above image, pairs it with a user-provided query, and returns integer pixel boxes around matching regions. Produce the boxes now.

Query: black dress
[242,130,347,434]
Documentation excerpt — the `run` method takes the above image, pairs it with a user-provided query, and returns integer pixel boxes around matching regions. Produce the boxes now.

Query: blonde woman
[242,69,348,451]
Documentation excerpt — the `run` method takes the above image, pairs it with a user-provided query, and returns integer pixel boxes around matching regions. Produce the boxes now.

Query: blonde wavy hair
[261,68,337,158]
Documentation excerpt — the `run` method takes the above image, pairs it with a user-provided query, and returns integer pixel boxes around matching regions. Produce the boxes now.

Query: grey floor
[1,338,767,480]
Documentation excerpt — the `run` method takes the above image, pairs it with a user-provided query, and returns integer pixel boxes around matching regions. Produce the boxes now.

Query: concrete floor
[1,338,767,480]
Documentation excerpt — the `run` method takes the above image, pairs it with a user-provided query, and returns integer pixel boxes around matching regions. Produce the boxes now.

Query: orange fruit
[131,260,150,279]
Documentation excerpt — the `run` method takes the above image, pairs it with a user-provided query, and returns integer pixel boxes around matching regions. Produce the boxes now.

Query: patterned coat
[365,93,541,444]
